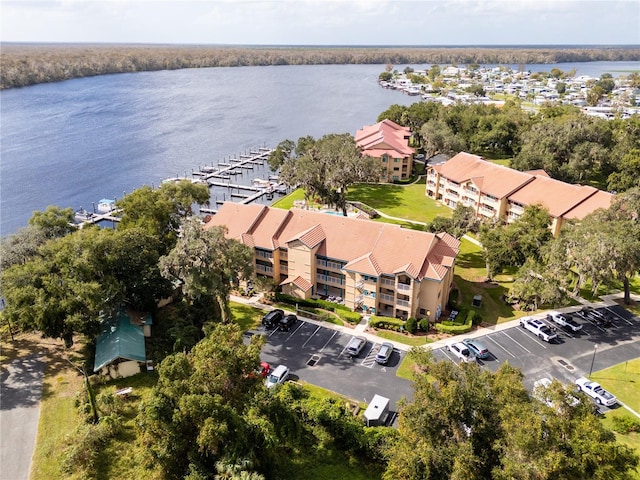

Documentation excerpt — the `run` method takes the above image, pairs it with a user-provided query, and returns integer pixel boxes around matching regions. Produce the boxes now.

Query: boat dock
[74,147,281,227]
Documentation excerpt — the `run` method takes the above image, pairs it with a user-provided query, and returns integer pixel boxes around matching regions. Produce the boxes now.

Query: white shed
[364,394,390,427]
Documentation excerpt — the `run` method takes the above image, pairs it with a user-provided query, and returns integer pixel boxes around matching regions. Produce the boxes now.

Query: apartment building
[205,203,460,321]
[355,119,415,182]
[426,152,614,236]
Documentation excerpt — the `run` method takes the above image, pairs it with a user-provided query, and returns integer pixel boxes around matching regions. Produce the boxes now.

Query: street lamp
[588,344,598,378]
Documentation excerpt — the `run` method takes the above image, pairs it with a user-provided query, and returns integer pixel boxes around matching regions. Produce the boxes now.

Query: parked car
[262,309,284,329]
[265,364,290,389]
[446,341,475,363]
[533,377,580,410]
[346,336,367,357]
[519,316,558,342]
[575,377,617,406]
[462,338,490,359]
[577,307,611,327]
[547,311,582,332]
[279,314,298,331]
[375,342,394,365]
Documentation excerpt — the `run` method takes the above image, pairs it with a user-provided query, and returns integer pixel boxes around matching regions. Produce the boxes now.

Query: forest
[1,43,639,89]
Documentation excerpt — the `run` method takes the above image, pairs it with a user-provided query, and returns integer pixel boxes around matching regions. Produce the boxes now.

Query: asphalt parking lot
[430,305,640,411]
[252,319,413,412]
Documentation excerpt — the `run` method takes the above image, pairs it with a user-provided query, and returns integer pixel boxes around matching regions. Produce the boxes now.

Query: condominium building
[426,152,614,236]
[205,203,460,321]
[355,119,415,182]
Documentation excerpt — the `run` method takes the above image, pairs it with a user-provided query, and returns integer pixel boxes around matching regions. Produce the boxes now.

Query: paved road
[0,354,46,480]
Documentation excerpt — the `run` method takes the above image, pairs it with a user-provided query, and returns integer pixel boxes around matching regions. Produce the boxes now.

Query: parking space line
[319,330,339,352]
[302,325,322,347]
[268,327,281,338]
[285,321,306,341]
[360,343,377,367]
[606,306,634,325]
[483,335,516,358]
[502,331,536,352]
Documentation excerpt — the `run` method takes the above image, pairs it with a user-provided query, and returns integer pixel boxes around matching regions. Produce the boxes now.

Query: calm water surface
[1,61,637,235]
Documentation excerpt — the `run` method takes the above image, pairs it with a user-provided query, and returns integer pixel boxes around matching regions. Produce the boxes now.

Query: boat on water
[74,207,94,222]
[97,198,116,213]
[252,178,271,188]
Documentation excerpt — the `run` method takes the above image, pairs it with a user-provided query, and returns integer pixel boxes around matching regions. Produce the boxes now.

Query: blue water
[1,61,637,235]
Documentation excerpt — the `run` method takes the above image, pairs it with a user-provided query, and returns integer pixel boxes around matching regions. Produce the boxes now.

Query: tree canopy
[159,219,254,323]
[384,350,639,480]
[270,133,381,215]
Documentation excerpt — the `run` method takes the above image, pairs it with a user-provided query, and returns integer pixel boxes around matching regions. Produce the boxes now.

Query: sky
[1,0,639,46]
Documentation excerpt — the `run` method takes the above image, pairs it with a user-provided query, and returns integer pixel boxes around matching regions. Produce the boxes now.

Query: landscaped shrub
[336,310,362,324]
[465,310,482,325]
[612,415,640,434]
[369,316,405,332]
[405,317,417,334]
[274,293,351,313]
[448,289,459,309]
[418,318,430,332]
[434,314,473,334]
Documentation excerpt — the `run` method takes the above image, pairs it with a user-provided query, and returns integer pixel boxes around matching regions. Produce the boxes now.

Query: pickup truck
[519,316,558,342]
[547,311,582,332]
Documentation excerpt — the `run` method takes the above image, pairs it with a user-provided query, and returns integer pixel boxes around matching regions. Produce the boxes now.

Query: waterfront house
[205,203,460,321]
[355,119,415,182]
[426,152,614,236]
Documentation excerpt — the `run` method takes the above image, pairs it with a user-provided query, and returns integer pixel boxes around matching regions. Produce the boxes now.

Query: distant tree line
[1,44,639,89]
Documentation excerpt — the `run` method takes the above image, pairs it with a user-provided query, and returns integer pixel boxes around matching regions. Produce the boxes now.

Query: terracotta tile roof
[286,223,326,249]
[507,175,603,218]
[280,275,313,292]
[436,152,534,198]
[205,203,459,282]
[355,119,414,158]
[204,202,266,239]
[563,190,614,219]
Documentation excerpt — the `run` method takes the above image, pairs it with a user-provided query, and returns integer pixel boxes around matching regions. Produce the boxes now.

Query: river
[1,61,637,235]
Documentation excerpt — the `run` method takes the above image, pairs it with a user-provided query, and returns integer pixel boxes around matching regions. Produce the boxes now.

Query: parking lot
[430,305,640,411]
[251,319,413,412]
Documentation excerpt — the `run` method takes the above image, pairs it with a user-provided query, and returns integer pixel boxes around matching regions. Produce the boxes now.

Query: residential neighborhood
[381,64,640,118]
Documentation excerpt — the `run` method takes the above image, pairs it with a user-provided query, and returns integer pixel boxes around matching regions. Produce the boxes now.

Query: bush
[336,310,362,325]
[274,293,351,313]
[434,314,473,334]
[405,317,417,334]
[448,289,459,309]
[612,415,640,434]
[418,318,430,332]
[369,316,405,332]
[466,310,482,326]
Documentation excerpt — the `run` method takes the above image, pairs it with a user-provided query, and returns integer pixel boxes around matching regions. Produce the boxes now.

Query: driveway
[0,353,46,480]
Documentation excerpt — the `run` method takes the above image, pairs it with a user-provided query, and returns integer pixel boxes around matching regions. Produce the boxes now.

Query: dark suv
[262,309,284,329]
[279,314,298,331]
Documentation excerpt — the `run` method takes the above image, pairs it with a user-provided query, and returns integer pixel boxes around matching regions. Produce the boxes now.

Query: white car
[575,377,617,407]
[519,316,558,342]
[265,364,290,389]
[548,311,582,332]
[533,377,580,410]
[446,342,475,363]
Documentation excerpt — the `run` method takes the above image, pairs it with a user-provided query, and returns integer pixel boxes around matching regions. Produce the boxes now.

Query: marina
[74,147,288,228]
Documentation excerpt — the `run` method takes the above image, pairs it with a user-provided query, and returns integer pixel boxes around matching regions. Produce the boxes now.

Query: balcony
[317,274,344,286]
[255,264,273,274]
[317,259,343,271]
[379,293,395,304]
[396,283,410,292]
[279,264,288,274]
[380,278,395,287]
[509,203,524,215]
[396,299,410,308]
[256,250,273,260]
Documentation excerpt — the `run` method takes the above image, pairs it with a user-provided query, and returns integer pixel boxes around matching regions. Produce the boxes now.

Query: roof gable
[94,311,146,372]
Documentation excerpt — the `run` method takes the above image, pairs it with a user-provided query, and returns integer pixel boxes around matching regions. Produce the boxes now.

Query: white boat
[97,198,116,213]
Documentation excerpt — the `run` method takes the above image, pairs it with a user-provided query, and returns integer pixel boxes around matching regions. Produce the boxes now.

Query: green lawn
[348,182,451,224]
[230,301,265,330]
[376,330,432,347]
[593,359,640,475]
